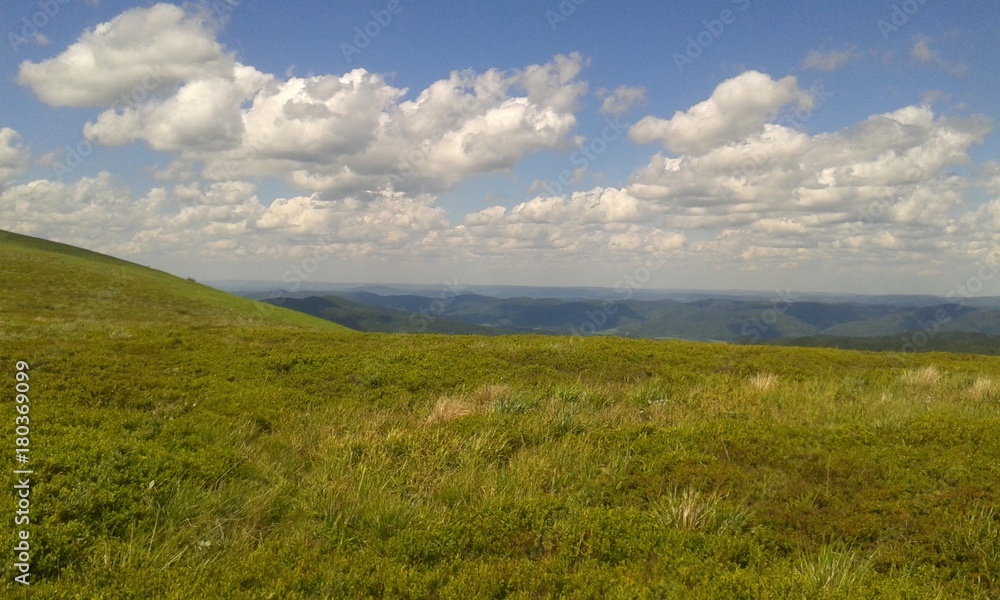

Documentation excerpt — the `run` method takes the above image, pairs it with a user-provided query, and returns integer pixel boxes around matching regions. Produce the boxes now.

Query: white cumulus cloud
[17,3,233,108]
[0,128,29,186]
[628,71,814,155]
[19,5,589,199]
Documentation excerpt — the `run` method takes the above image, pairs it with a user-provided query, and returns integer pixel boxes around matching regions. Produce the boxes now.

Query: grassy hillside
[762,332,1000,355]
[2,231,1000,598]
[0,230,349,334]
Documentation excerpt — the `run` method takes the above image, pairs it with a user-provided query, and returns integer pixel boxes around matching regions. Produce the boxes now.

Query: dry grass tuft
[653,487,720,531]
[900,366,942,387]
[650,487,747,534]
[747,372,779,391]
[967,377,997,400]
[426,396,475,423]
[427,384,514,423]
[471,384,513,407]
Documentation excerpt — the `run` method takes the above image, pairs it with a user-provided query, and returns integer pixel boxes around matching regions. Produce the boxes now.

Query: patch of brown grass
[426,396,475,423]
[427,384,514,423]
[747,372,779,391]
[967,377,997,400]
[900,366,942,387]
[471,384,513,407]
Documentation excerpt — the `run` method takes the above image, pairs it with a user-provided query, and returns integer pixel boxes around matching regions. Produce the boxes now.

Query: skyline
[2,0,1000,296]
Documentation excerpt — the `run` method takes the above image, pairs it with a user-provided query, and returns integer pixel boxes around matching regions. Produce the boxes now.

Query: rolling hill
[0,230,349,333]
[2,229,1000,598]
[262,295,505,335]
[271,289,1000,350]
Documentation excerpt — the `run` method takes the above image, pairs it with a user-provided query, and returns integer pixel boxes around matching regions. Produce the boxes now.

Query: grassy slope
[0,230,349,333]
[763,332,1000,355]
[2,231,1000,598]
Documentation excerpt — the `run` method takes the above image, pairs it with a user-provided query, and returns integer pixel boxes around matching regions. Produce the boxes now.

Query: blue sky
[2,0,999,296]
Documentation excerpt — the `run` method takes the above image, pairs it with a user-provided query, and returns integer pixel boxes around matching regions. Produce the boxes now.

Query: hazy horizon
[208,277,1000,304]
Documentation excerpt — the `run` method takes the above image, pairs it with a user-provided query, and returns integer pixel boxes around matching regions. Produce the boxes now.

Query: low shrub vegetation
[3,231,1000,597]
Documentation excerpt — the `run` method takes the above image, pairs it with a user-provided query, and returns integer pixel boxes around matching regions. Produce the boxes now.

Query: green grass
[2,230,1000,598]
[762,332,1000,355]
[0,230,349,334]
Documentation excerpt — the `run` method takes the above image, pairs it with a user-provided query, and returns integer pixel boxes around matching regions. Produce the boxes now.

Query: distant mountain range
[264,295,503,335]
[216,280,1000,307]
[252,288,1000,354]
